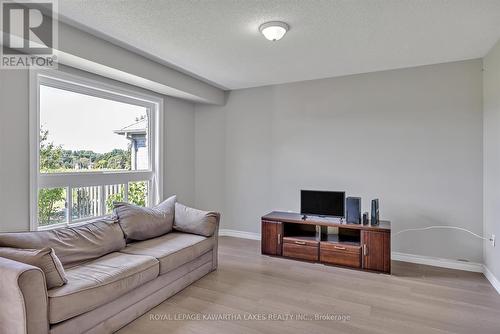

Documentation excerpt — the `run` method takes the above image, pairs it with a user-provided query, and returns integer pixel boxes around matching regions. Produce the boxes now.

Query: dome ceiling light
[259,21,289,41]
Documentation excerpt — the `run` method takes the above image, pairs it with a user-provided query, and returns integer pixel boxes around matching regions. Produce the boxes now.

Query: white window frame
[29,68,164,230]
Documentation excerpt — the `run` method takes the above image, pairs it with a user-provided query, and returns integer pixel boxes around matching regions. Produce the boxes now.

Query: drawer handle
[294,241,306,245]
[334,246,346,250]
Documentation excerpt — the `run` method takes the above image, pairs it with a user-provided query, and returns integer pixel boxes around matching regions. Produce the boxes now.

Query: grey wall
[0,67,196,232]
[195,59,484,262]
[0,70,30,233]
[194,106,226,216]
[164,97,195,205]
[483,41,500,278]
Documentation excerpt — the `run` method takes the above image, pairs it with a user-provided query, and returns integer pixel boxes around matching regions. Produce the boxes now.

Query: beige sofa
[0,206,220,334]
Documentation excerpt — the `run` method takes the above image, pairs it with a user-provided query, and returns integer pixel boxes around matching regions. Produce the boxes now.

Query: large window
[30,70,163,230]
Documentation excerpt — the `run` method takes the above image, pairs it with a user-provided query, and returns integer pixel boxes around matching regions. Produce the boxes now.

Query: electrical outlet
[491,234,496,247]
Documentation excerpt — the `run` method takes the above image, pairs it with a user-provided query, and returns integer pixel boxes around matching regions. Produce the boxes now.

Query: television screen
[301,190,345,217]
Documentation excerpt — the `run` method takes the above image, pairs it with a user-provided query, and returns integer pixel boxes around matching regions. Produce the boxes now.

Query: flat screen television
[300,190,345,218]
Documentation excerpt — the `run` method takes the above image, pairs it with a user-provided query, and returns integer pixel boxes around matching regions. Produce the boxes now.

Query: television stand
[261,211,391,274]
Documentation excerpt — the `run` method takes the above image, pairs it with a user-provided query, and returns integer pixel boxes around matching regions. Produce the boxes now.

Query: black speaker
[346,197,361,224]
[371,199,380,226]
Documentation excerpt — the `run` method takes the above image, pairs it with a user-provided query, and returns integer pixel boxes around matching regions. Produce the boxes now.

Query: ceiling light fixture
[259,21,289,41]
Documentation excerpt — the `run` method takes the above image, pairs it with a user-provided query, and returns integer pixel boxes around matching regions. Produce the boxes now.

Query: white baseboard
[391,252,483,273]
[219,229,261,240]
[218,228,498,293]
[483,265,500,294]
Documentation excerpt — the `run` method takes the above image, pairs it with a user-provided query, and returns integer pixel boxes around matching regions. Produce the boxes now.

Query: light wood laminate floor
[118,236,500,334]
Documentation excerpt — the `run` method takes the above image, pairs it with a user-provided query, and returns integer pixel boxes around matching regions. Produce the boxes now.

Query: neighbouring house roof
[114,118,147,137]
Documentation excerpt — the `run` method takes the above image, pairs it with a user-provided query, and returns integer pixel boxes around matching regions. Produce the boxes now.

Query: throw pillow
[113,195,176,241]
[0,247,67,289]
[174,203,220,237]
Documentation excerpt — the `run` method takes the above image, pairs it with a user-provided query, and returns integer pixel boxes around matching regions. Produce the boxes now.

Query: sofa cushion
[0,247,67,289]
[113,195,176,241]
[174,203,220,237]
[47,252,159,324]
[0,218,125,268]
[120,232,214,275]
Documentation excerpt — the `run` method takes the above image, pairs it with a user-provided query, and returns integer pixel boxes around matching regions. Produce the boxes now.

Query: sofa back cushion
[113,195,176,242]
[0,247,67,289]
[0,218,125,268]
[174,203,220,237]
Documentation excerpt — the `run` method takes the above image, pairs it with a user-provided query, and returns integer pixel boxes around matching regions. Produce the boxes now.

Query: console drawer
[283,236,318,247]
[320,242,360,253]
[320,244,361,268]
[283,243,318,261]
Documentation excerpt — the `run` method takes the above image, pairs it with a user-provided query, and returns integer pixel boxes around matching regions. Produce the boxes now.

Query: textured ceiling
[59,0,500,90]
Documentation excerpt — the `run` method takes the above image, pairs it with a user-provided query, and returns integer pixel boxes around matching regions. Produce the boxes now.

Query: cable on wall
[393,225,491,241]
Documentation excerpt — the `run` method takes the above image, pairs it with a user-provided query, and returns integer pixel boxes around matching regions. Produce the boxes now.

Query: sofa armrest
[211,213,220,270]
[0,257,49,334]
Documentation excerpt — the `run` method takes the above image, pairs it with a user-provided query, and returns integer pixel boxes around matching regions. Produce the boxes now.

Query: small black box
[362,212,369,225]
